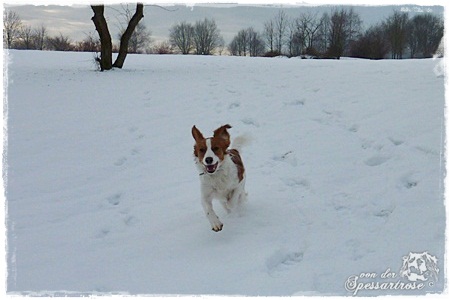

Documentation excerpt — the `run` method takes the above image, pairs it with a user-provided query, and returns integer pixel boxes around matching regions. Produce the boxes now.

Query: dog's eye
[212,147,219,152]
[200,148,206,153]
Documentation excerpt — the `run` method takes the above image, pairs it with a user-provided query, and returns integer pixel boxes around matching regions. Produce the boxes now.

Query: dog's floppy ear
[213,124,232,144]
[192,125,204,142]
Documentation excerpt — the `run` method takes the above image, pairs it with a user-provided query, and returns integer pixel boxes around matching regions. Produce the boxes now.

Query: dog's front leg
[201,192,223,232]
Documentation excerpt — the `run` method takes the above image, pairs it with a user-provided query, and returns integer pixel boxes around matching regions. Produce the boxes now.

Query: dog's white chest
[202,169,235,195]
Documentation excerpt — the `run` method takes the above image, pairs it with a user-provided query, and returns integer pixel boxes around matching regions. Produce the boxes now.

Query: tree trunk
[91,5,113,71]
[113,3,144,68]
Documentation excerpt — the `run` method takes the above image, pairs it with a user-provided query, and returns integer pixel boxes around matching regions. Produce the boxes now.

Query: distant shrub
[304,47,321,58]
[150,41,173,55]
[263,50,282,57]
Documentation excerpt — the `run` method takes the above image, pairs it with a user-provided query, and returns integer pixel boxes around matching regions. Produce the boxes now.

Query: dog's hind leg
[220,198,232,214]
[226,184,247,211]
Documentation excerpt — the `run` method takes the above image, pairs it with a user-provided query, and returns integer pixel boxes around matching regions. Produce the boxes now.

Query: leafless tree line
[169,19,224,55]
[229,27,265,57]
[3,10,98,52]
[3,10,47,50]
[4,7,443,59]
[227,9,363,58]
[350,11,443,59]
[230,8,443,59]
[3,9,150,54]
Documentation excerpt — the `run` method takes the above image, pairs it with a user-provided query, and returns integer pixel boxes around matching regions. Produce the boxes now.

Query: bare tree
[193,18,222,55]
[287,20,301,57]
[126,22,151,53]
[46,33,73,51]
[169,21,194,54]
[384,11,409,59]
[327,9,347,58]
[302,12,323,54]
[247,27,265,57]
[229,37,239,56]
[117,5,151,54]
[3,10,22,48]
[287,12,326,57]
[91,3,144,70]
[327,8,362,58]
[230,27,264,57]
[114,3,144,67]
[350,24,388,59]
[229,29,247,56]
[91,5,113,70]
[33,25,47,50]
[76,32,100,52]
[239,29,250,56]
[408,13,443,58]
[316,12,331,55]
[274,10,288,54]
[263,19,275,53]
[292,15,309,55]
[346,8,362,44]
[19,25,33,49]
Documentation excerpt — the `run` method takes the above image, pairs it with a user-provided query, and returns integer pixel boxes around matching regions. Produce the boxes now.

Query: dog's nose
[205,157,213,164]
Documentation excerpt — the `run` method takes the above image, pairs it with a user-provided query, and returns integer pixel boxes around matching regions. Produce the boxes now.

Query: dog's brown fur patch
[227,149,245,182]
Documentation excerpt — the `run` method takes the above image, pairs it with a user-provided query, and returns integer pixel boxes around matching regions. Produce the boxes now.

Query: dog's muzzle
[205,162,218,174]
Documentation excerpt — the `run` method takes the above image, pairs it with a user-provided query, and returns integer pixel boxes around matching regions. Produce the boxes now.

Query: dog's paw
[211,222,223,232]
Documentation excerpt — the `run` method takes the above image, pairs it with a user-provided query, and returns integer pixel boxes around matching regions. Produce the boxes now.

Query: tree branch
[113,3,144,68]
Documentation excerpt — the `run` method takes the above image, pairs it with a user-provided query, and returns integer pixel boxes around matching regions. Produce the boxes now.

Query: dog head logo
[399,252,439,282]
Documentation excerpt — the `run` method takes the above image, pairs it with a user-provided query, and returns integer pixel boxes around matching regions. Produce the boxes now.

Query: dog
[400,252,439,282]
[192,124,247,232]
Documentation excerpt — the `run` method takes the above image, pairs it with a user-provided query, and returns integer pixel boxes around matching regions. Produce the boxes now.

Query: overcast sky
[4,1,445,45]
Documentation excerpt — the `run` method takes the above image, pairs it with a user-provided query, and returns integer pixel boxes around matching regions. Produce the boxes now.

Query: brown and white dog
[192,124,247,232]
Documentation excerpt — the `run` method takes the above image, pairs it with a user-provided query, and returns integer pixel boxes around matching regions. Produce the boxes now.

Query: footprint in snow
[364,155,390,167]
[369,195,396,222]
[107,193,121,206]
[284,99,305,106]
[329,192,353,212]
[241,118,260,127]
[415,146,439,156]
[226,88,238,94]
[228,102,240,109]
[360,139,384,151]
[388,137,404,146]
[373,208,395,220]
[128,126,145,140]
[348,124,359,133]
[123,215,138,226]
[130,148,140,156]
[114,156,127,166]
[282,177,310,189]
[266,249,304,275]
[273,151,297,167]
[399,172,420,189]
[95,228,110,239]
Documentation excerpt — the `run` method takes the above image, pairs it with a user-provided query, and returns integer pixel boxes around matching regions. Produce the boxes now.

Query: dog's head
[400,252,439,282]
[192,124,231,174]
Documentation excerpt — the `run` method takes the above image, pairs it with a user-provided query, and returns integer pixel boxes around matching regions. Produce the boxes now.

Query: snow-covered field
[4,50,446,296]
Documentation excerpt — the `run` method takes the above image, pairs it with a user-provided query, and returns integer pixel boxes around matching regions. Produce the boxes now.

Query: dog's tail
[232,133,252,151]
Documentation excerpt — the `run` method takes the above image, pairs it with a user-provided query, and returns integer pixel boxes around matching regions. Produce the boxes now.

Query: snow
[4,50,446,296]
